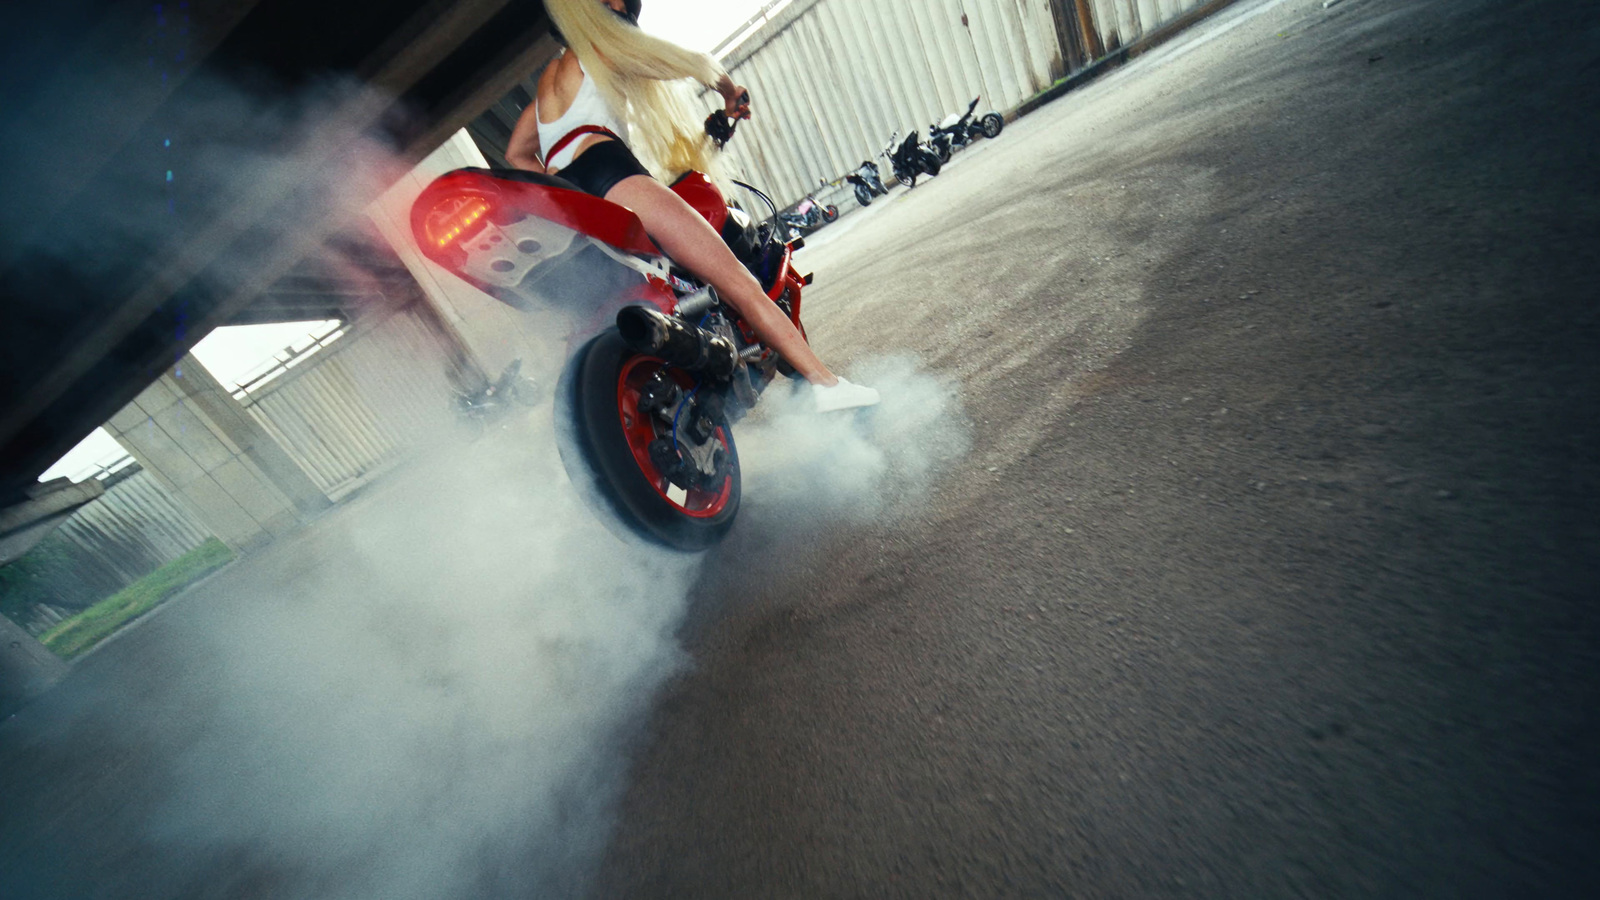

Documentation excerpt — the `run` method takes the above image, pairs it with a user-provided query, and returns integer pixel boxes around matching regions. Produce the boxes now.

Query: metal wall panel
[711,0,1211,210]
[48,466,216,606]
[239,308,459,500]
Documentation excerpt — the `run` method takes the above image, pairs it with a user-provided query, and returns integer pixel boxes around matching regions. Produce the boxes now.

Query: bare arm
[505,100,546,172]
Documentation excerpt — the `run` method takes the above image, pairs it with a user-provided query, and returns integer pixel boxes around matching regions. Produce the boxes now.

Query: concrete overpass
[0,0,564,713]
[0,0,560,511]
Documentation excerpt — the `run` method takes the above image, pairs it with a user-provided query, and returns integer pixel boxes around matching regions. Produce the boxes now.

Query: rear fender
[411,167,676,339]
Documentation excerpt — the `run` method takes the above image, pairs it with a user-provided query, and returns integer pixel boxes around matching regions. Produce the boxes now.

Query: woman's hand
[725,87,751,120]
[717,75,752,120]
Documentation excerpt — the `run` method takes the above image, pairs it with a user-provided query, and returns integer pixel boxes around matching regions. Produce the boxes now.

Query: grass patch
[39,538,234,660]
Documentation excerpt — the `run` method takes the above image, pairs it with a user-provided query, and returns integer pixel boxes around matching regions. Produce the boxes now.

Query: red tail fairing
[411,168,662,272]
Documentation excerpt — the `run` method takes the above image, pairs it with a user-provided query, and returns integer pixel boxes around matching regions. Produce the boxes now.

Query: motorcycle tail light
[423,194,492,249]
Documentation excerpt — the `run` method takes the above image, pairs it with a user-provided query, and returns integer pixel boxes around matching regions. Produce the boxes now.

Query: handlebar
[705,90,752,149]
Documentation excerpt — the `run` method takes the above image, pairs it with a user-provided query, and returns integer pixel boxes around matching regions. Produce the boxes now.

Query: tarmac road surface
[0,0,1594,897]
[593,0,1599,896]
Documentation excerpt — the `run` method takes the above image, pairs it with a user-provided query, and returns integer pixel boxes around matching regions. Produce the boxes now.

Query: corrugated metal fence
[15,463,215,635]
[55,466,213,590]
[712,0,1217,209]
[239,307,460,500]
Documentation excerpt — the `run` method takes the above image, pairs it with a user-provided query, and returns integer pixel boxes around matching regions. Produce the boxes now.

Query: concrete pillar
[1,612,68,719]
[367,129,563,387]
[104,354,327,552]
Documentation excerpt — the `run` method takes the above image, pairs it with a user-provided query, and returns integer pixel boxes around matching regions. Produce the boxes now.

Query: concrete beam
[1,0,558,507]
[0,478,106,567]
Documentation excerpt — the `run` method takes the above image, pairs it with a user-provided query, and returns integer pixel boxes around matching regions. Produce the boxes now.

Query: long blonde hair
[544,0,727,181]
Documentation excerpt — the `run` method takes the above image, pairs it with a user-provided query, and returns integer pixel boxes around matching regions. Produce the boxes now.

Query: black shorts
[554,139,651,199]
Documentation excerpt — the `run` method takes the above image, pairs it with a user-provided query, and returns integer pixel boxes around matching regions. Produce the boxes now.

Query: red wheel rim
[615,356,734,518]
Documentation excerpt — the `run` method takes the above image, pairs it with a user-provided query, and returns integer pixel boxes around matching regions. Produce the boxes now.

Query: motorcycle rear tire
[982,113,1004,139]
[919,150,943,177]
[558,328,741,551]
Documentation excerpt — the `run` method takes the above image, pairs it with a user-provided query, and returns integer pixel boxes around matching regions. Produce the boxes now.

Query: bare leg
[604,174,840,386]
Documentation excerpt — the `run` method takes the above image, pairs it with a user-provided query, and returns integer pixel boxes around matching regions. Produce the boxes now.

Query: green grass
[39,538,234,660]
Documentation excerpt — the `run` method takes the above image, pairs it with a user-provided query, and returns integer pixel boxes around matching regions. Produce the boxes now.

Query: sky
[638,0,788,53]
[38,1,781,484]
[39,321,341,483]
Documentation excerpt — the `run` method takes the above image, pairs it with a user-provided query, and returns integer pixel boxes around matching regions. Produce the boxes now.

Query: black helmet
[546,1,642,45]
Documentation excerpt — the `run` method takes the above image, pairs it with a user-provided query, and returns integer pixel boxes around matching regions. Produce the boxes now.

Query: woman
[504,0,879,413]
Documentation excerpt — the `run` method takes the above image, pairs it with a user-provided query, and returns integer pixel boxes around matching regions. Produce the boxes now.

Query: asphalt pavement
[1,0,1595,897]
[593,0,1600,896]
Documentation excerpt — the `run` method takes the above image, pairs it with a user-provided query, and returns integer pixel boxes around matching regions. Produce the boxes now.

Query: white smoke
[738,355,973,529]
[1,20,971,887]
[145,422,697,897]
[135,355,967,898]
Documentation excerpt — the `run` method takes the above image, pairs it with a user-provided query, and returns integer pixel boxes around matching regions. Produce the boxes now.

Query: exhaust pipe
[616,305,737,380]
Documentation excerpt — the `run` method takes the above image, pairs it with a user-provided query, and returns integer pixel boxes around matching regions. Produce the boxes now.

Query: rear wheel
[560,329,739,551]
[919,150,943,176]
[982,113,1003,139]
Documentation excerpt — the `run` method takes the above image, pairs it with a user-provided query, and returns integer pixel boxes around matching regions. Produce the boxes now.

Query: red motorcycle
[409,121,809,550]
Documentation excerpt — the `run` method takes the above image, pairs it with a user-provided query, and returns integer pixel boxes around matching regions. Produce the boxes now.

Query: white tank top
[536,56,630,171]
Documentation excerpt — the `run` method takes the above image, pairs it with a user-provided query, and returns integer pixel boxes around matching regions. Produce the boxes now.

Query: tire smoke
[132,357,968,899]
[142,426,697,898]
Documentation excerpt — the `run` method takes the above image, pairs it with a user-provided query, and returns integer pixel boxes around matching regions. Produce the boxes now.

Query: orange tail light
[423,195,491,249]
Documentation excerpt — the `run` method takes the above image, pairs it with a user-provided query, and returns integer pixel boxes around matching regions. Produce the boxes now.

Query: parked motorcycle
[929,97,979,161]
[453,358,540,440]
[883,129,942,189]
[410,106,814,550]
[927,123,955,164]
[778,193,839,238]
[844,159,888,207]
[929,97,1005,161]
[953,96,1004,144]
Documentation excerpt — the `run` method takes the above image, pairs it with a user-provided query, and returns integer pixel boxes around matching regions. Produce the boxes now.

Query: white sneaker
[812,377,881,413]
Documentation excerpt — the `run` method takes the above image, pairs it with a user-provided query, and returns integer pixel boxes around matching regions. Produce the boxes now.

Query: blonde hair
[544,0,727,181]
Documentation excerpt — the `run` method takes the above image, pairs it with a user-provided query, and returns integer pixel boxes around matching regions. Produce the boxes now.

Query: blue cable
[671,383,701,452]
